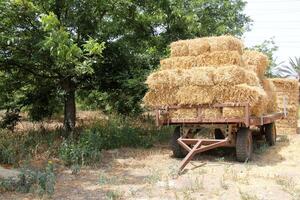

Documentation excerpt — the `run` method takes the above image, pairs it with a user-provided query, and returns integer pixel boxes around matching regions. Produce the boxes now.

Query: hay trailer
[155,103,286,171]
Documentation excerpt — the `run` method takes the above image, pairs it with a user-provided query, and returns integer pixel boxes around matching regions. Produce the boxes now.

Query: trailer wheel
[214,128,225,139]
[171,126,187,158]
[265,123,276,146]
[236,128,253,162]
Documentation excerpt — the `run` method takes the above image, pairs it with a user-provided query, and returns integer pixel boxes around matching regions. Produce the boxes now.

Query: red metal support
[177,137,230,172]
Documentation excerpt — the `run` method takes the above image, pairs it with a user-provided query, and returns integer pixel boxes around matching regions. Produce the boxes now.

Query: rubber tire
[265,123,276,146]
[214,128,225,139]
[236,127,253,162]
[171,126,187,158]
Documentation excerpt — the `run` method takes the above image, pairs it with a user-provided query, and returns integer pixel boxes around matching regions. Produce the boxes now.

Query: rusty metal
[177,137,231,171]
[155,103,285,127]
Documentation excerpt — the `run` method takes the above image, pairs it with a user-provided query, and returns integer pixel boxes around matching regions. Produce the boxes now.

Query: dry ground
[1,131,300,200]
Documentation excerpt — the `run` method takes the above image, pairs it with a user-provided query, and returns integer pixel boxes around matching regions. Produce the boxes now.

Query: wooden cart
[155,103,286,172]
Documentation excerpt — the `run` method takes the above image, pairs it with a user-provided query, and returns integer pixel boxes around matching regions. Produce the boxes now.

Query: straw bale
[195,51,243,67]
[262,79,277,113]
[170,40,189,57]
[216,84,268,116]
[269,78,299,134]
[169,36,243,57]
[244,65,265,80]
[205,36,244,54]
[251,93,269,116]
[176,86,215,105]
[276,127,298,135]
[145,69,185,89]
[213,65,260,86]
[243,50,269,77]
[170,107,222,119]
[170,108,197,119]
[160,56,195,70]
[160,51,242,70]
[143,87,178,107]
[223,107,244,118]
[203,108,222,118]
[188,39,211,56]
[270,78,299,91]
[183,67,215,86]
[215,84,265,106]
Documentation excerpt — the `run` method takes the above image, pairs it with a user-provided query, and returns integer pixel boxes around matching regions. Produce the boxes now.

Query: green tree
[0,0,251,129]
[0,1,104,132]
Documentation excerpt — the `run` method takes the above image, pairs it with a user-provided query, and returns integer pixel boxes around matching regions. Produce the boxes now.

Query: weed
[0,114,173,167]
[254,143,269,154]
[71,164,81,175]
[99,172,118,185]
[193,176,204,190]
[0,161,56,197]
[215,156,225,162]
[277,135,289,143]
[182,190,196,200]
[105,190,121,200]
[168,164,179,178]
[239,189,258,200]
[59,116,172,166]
[274,175,296,194]
[144,169,162,184]
[220,175,229,190]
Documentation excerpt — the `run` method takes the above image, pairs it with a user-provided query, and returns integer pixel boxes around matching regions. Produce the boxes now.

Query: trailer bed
[155,103,285,127]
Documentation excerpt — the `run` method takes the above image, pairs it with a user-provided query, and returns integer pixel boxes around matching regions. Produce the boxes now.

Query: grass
[254,143,269,154]
[274,175,296,194]
[99,172,118,185]
[0,114,173,167]
[144,169,162,184]
[105,190,122,200]
[0,114,173,196]
[239,189,258,200]
[0,162,56,197]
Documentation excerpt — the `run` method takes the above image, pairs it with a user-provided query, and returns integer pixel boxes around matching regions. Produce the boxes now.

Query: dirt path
[1,133,300,200]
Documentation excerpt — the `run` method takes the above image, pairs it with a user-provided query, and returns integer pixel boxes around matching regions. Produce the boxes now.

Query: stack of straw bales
[143,36,277,119]
[269,78,299,134]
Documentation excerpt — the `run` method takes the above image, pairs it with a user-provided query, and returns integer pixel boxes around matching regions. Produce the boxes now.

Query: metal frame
[155,103,285,127]
[155,103,286,172]
[177,137,231,171]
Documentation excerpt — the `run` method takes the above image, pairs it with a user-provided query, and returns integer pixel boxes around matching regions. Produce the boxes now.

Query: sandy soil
[1,131,300,200]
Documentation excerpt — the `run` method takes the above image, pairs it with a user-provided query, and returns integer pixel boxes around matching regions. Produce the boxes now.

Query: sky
[243,0,300,65]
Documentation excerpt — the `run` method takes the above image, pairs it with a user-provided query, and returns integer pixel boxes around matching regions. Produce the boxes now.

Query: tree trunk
[62,80,76,133]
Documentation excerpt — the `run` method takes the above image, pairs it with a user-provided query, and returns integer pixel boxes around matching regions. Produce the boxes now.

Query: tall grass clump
[59,115,173,166]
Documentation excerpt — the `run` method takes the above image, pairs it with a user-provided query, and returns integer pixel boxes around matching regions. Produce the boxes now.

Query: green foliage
[0,162,56,196]
[59,116,172,166]
[0,0,104,127]
[40,12,105,77]
[0,109,21,131]
[248,38,280,77]
[77,90,111,111]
